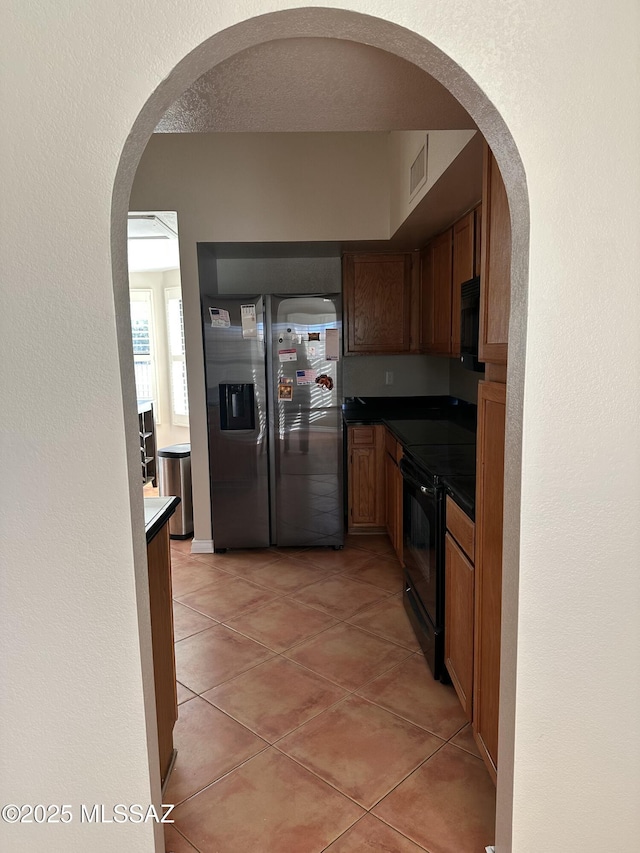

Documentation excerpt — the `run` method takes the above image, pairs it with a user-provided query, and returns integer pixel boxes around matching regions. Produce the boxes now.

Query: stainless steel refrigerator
[202,293,343,550]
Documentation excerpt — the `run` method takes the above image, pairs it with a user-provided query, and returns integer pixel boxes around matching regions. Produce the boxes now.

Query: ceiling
[149,37,482,254]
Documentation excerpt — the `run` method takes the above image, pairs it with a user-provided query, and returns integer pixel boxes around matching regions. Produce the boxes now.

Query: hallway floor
[164,535,495,853]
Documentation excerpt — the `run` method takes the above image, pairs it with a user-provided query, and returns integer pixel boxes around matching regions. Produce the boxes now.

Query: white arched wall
[2,3,639,853]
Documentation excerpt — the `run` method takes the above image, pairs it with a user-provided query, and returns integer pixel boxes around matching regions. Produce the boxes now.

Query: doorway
[112,9,527,850]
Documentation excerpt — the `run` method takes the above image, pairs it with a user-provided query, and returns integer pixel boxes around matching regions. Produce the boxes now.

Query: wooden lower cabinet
[146,521,178,785]
[445,532,474,720]
[473,379,506,783]
[347,425,385,531]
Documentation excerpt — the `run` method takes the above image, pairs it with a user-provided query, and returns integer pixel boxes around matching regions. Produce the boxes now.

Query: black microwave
[460,276,485,373]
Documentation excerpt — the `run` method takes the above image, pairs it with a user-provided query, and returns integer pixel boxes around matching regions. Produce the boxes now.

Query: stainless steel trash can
[157,443,193,539]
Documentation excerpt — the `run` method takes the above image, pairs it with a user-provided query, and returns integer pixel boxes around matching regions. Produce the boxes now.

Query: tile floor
[163,533,496,853]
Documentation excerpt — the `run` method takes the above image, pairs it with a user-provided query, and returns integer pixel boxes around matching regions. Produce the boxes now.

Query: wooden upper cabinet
[473,380,506,783]
[479,144,511,365]
[343,253,413,354]
[421,228,453,355]
[451,212,476,357]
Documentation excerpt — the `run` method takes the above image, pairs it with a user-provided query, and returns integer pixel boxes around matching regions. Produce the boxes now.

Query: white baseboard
[486,847,496,852]
[190,539,214,554]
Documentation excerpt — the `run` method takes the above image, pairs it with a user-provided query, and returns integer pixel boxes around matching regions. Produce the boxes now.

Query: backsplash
[343,354,450,397]
[449,357,482,403]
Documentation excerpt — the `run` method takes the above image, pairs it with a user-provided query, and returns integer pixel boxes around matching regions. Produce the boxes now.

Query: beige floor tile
[372,744,496,853]
[165,697,266,805]
[357,654,467,740]
[284,623,411,691]
[176,576,278,622]
[203,656,346,742]
[235,556,334,594]
[224,598,337,653]
[324,814,426,852]
[299,546,375,573]
[176,682,197,705]
[169,537,194,555]
[290,574,391,620]
[172,601,217,642]
[347,594,422,651]
[341,553,405,593]
[278,695,443,808]
[174,624,274,694]
[191,549,279,575]
[173,748,364,853]
[171,559,231,598]
[344,534,395,556]
[164,823,199,852]
[449,723,482,758]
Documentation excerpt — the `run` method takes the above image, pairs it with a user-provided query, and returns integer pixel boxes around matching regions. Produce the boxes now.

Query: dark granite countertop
[383,418,476,447]
[343,396,477,514]
[342,395,476,429]
[144,496,181,543]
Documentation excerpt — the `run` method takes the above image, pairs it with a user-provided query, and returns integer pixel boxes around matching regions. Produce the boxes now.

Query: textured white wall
[2,3,639,853]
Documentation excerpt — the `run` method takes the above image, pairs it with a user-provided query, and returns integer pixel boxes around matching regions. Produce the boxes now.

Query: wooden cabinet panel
[479,144,511,364]
[473,380,506,783]
[445,532,474,720]
[446,495,475,563]
[343,253,413,354]
[348,425,385,531]
[451,212,475,357]
[421,229,453,355]
[146,522,177,784]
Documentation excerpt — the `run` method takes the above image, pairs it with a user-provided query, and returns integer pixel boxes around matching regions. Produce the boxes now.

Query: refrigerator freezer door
[203,296,270,548]
[270,294,343,547]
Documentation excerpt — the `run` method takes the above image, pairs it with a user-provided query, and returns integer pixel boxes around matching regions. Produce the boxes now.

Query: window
[165,286,189,426]
[130,289,160,420]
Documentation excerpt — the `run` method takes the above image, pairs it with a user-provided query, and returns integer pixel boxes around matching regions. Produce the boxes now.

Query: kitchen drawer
[384,428,403,463]
[350,426,376,446]
[446,495,475,563]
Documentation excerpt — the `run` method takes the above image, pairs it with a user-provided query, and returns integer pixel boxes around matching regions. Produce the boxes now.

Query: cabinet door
[343,254,412,354]
[421,229,453,355]
[479,144,511,364]
[451,212,475,357]
[348,426,385,530]
[473,380,506,783]
[445,532,474,720]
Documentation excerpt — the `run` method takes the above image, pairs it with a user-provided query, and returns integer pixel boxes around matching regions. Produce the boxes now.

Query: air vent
[409,135,428,199]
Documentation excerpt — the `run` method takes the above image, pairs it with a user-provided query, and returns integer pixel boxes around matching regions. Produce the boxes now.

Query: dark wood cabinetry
[343,253,413,354]
[473,380,506,782]
[445,530,474,720]
[451,211,476,357]
[479,144,511,365]
[347,425,385,531]
[421,228,453,355]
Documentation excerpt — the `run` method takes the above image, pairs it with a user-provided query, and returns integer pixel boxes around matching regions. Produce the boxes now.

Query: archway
[112,9,528,848]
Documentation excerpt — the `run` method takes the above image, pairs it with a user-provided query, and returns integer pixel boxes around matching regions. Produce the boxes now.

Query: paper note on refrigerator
[240,304,257,338]
[325,328,339,360]
[295,369,316,385]
[278,349,297,362]
[209,307,230,328]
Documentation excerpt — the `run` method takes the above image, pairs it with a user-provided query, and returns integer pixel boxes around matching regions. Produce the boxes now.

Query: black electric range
[400,442,476,681]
